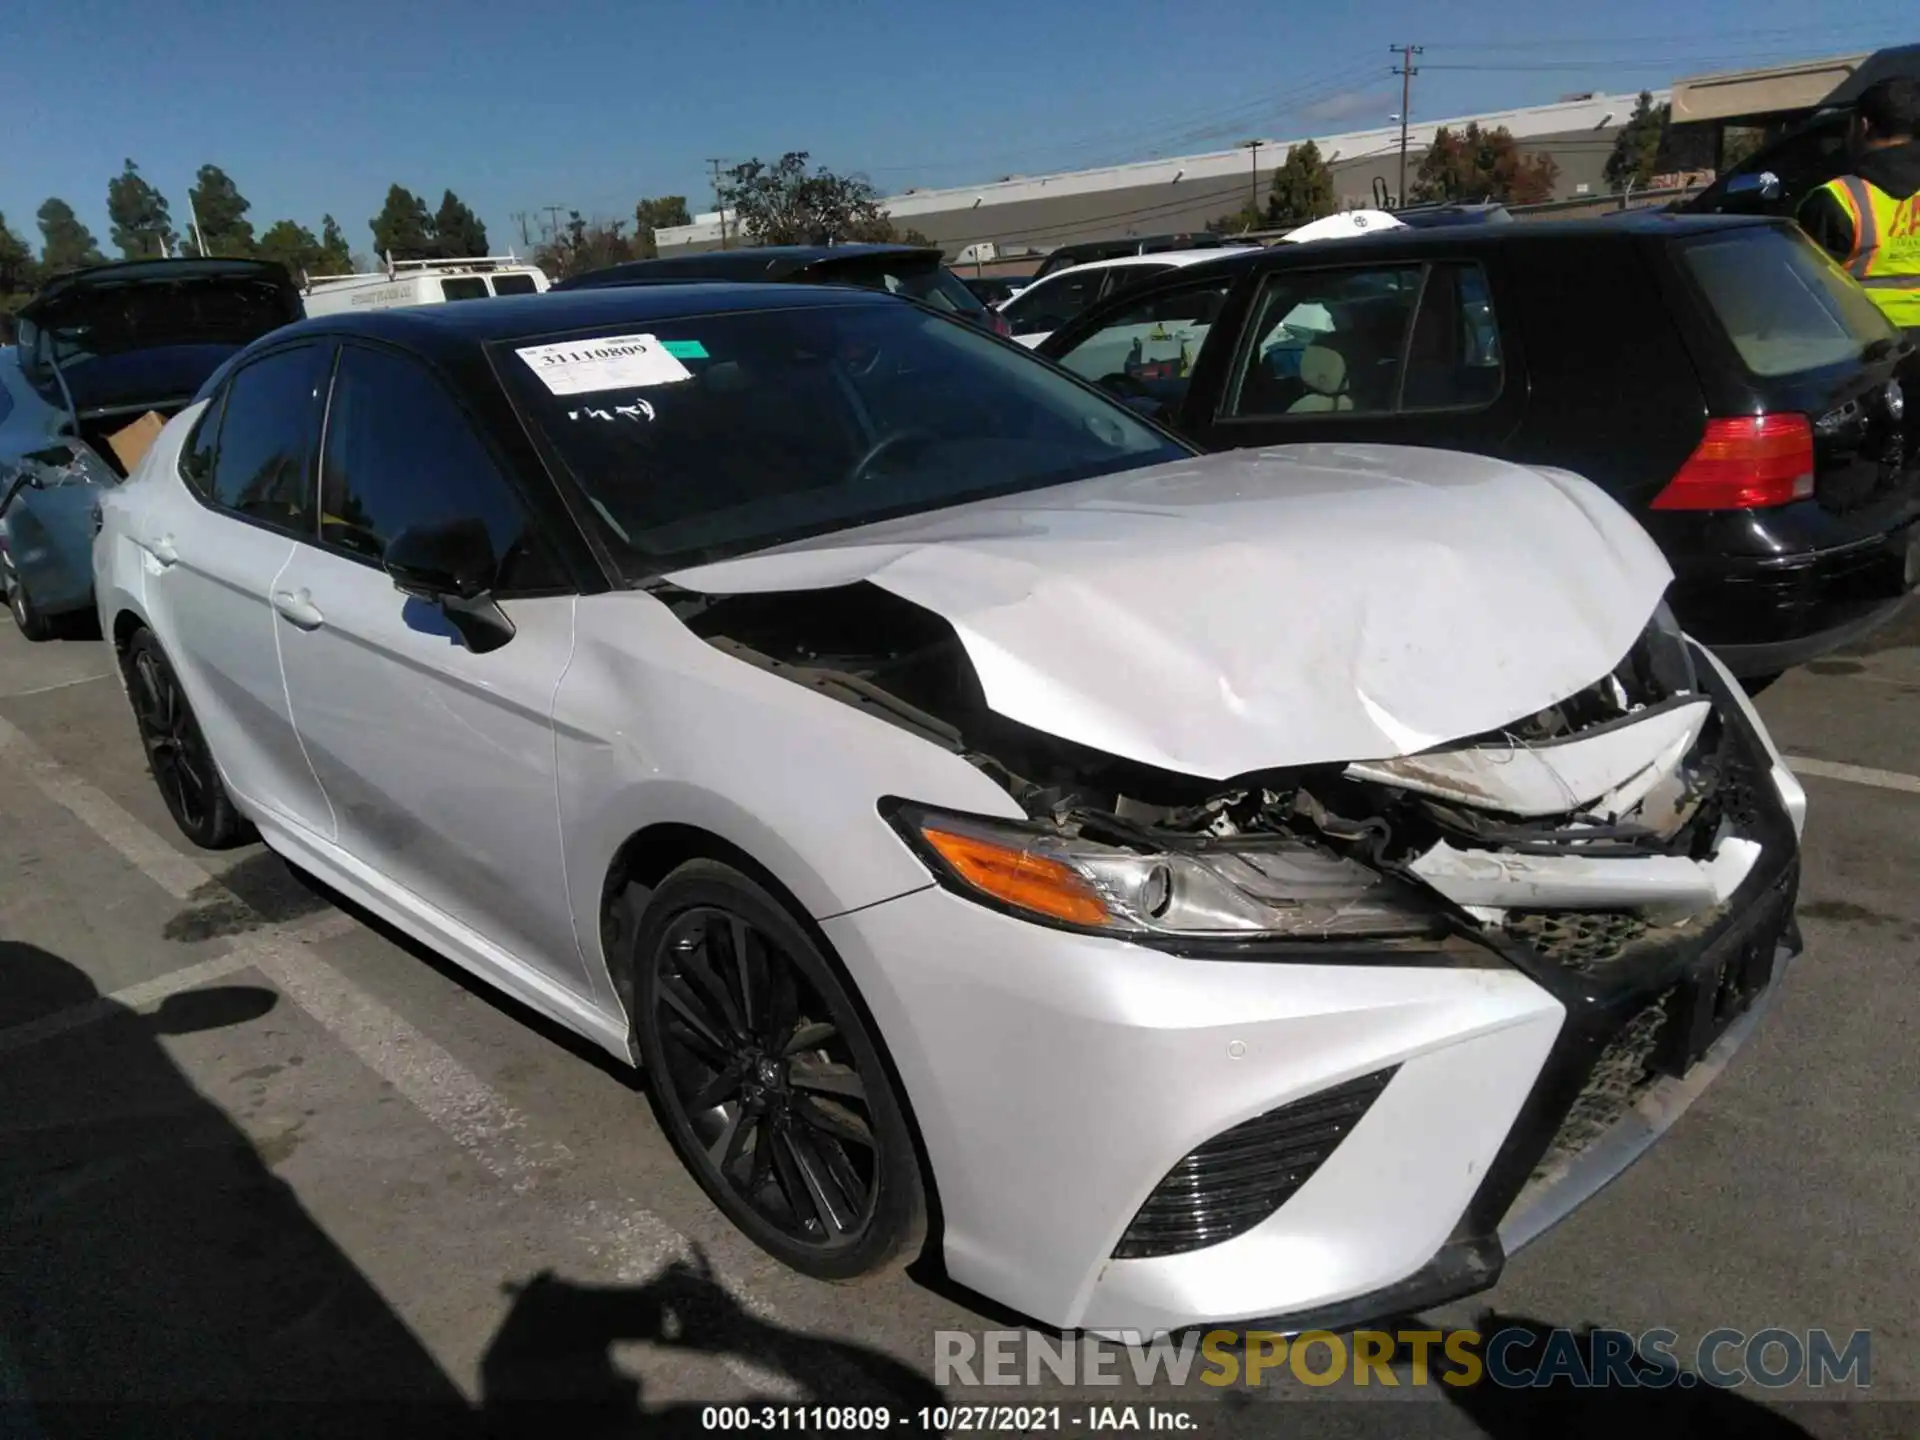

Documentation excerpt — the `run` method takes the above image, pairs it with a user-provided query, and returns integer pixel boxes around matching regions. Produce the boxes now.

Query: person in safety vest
[1798,76,1920,336]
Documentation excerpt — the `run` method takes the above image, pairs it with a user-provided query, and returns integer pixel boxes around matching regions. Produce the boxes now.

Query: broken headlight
[885,802,1440,940]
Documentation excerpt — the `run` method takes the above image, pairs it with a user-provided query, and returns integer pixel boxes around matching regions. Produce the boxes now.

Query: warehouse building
[655,89,1664,260]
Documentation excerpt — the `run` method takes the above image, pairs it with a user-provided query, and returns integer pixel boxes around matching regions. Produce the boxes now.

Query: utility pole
[542,206,566,244]
[1392,44,1423,208]
[1242,139,1263,223]
[511,211,533,247]
[707,158,730,249]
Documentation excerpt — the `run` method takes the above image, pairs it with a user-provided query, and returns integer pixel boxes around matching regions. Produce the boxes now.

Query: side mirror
[1724,170,1783,203]
[383,519,516,653]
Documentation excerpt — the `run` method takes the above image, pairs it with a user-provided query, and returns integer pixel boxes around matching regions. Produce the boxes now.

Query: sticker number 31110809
[515,333,694,395]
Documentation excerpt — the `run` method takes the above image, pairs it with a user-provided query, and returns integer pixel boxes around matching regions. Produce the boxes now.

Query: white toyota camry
[93,282,1806,1335]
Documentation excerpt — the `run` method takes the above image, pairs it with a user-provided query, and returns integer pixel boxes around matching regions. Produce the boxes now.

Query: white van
[300,255,551,317]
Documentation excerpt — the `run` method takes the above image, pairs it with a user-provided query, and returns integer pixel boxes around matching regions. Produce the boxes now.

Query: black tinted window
[492,274,539,296]
[180,390,226,496]
[1399,263,1504,410]
[320,345,557,590]
[1055,278,1233,409]
[441,277,490,301]
[209,345,325,533]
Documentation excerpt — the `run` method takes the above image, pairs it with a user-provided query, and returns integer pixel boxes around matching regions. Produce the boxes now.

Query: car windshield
[494,299,1187,577]
[1679,225,1898,377]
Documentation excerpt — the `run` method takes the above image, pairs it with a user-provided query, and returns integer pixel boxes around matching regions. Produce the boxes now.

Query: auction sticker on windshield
[516,333,693,395]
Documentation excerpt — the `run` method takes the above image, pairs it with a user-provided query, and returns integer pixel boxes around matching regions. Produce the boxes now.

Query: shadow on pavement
[1441,1314,1817,1440]
[1,941,946,1439]
[478,1250,944,1437]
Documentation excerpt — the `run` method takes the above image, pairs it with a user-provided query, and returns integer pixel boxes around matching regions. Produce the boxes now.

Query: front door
[273,341,591,998]
[137,344,335,836]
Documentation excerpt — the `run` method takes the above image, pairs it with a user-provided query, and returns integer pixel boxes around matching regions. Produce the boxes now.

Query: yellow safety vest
[1818,175,1920,329]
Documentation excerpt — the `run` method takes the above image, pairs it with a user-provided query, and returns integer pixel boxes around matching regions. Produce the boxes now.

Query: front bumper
[823,656,1803,1335]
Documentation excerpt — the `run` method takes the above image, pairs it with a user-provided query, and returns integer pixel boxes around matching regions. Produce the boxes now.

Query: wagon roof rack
[302,249,536,290]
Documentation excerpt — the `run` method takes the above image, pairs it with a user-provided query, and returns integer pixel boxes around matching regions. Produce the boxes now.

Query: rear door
[137,341,336,835]
[273,340,592,998]
[1184,257,1524,456]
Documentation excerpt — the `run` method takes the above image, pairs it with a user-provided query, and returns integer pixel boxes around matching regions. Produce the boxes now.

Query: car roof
[1100,211,1783,280]
[558,244,942,289]
[1034,249,1253,280]
[266,281,894,359]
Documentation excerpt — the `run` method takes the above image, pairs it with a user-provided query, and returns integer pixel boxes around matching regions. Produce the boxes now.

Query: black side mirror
[383,519,516,653]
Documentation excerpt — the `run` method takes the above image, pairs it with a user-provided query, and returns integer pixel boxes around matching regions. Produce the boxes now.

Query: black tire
[628,860,924,1280]
[7,571,51,642]
[121,629,249,849]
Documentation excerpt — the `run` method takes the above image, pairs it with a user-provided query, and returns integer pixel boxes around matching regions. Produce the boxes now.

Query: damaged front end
[674,583,1779,962]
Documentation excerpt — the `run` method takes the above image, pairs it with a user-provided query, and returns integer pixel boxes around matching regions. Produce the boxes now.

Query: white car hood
[666,444,1673,779]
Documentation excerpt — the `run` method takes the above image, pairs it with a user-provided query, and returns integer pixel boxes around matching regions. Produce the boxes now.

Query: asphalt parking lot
[1,608,1916,1439]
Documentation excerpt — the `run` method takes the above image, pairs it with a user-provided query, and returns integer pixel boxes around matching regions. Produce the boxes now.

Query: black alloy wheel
[630,861,923,1279]
[122,630,248,849]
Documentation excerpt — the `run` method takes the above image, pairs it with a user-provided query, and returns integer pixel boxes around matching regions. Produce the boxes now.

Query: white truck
[299,254,551,317]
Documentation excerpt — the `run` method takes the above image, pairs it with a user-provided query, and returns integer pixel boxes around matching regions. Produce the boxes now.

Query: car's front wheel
[6,570,51,642]
[628,860,925,1280]
[121,629,249,849]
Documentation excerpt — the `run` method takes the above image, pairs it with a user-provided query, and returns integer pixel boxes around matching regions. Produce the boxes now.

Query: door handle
[148,535,178,566]
[272,588,325,630]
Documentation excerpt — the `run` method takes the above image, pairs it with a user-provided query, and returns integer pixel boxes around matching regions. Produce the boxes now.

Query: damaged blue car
[2,258,302,639]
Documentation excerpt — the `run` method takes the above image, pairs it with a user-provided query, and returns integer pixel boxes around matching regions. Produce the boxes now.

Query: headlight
[884,801,1441,941]
[1644,599,1698,695]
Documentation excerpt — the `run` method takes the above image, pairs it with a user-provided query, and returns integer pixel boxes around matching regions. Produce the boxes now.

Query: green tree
[720,153,893,245]
[532,211,634,280]
[1604,91,1671,193]
[370,184,436,260]
[318,215,353,275]
[256,220,323,277]
[434,190,489,257]
[1412,123,1559,206]
[36,198,106,273]
[1266,139,1336,226]
[106,159,176,259]
[1,212,40,322]
[188,164,256,256]
[633,194,692,258]
[1207,205,1264,235]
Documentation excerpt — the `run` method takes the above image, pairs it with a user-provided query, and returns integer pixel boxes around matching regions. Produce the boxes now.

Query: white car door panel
[138,346,335,836]
[276,340,596,1003]
[275,550,586,995]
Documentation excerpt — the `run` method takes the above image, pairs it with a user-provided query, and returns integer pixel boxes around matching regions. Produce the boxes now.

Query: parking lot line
[0,700,801,1386]
[1785,755,1920,796]
[0,671,114,700]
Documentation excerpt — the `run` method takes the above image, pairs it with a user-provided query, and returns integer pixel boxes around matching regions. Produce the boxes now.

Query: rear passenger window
[207,345,326,534]
[319,344,559,592]
[179,391,227,497]
[1400,263,1504,410]
[492,274,539,296]
[440,277,490,301]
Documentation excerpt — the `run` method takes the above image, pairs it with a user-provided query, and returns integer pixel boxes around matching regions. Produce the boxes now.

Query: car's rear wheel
[7,571,51,642]
[122,629,248,849]
[628,860,924,1280]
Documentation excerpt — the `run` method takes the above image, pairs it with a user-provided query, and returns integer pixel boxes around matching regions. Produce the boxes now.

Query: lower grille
[1528,992,1671,1185]
[1113,1068,1396,1259]
[1506,910,1649,973]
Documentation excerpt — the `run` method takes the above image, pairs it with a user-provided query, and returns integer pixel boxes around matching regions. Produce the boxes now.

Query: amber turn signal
[920,826,1113,927]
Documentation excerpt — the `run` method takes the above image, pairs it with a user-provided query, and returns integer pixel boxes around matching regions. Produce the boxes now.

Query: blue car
[1,259,302,639]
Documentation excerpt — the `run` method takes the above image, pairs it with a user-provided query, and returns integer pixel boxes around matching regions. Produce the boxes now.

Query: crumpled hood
[666,444,1673,778]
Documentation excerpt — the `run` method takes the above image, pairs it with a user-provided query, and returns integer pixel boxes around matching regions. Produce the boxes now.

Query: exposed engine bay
[669,580,1761,947]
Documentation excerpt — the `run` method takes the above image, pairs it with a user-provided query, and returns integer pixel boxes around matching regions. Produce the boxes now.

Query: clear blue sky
[3,0,1914,261]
